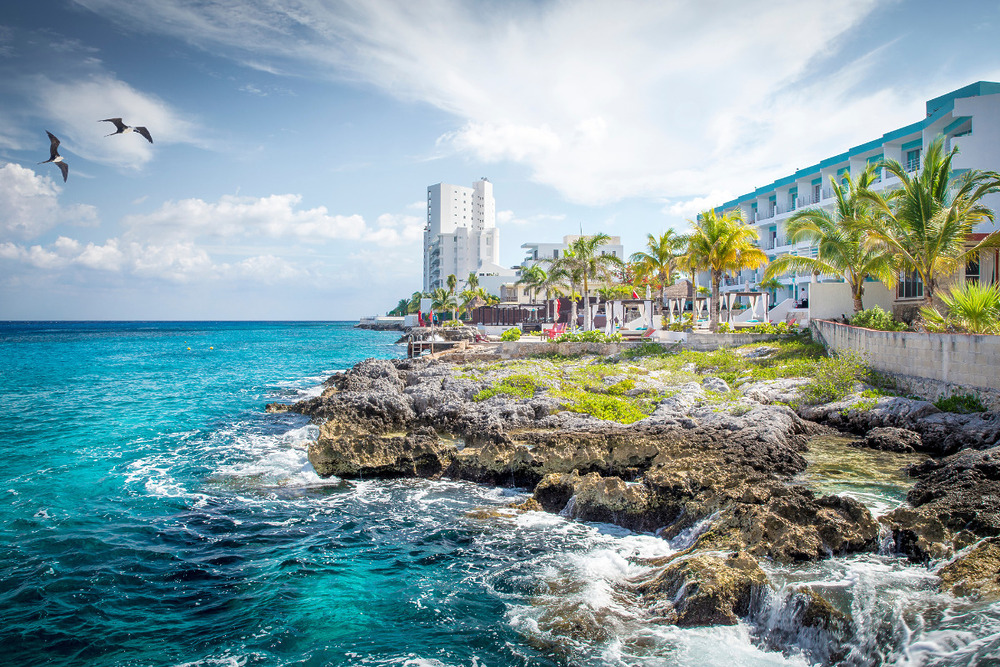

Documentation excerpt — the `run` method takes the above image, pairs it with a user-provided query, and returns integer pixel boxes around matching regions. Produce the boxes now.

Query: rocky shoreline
[268,344,1000,663]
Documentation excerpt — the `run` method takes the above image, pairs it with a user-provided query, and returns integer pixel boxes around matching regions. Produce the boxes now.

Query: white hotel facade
[423,178,516,295]
[713,81,1000,316]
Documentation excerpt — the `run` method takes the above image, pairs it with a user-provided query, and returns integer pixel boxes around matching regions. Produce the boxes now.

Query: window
[897,270,924,299]
[966,258,980,284]
[906,149,921,172]
[813,183,821,202]
[553,250,559,259]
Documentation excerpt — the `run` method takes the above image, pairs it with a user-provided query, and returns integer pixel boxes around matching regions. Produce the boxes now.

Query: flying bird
[100,117,153,144]
[38,131,69,182]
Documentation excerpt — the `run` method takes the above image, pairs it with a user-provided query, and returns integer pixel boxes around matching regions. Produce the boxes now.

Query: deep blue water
[2,322,997,666]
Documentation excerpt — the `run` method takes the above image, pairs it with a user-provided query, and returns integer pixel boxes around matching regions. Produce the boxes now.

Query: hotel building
[712,81,1000,317]
[423,178,515,294]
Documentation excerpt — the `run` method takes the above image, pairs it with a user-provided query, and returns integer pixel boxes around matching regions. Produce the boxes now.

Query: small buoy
[209,346,213,350]
[187,347,191,350]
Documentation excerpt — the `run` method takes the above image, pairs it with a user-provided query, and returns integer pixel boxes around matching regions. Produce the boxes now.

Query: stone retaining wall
[811,319,1000,408]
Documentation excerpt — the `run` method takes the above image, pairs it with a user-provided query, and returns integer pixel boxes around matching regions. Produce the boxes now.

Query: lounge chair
[544,323,567,340]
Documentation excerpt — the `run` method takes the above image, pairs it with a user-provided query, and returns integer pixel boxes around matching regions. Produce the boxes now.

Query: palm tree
[388,298,410,316]
[515,264,547,303]
[408,291,424,314]
[686,209,768,332]
[862,136,1000,309]
[763,167,897,314]
[560,234,624,330]
[446,274,459,321]
[459,287,487,320]
[430,287,456,324]
[630,230,688,312]
[466,272,479,291]
[537,266,566,322]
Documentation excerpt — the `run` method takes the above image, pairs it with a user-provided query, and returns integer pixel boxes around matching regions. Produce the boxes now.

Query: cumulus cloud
[69,0,945,206]
[122,193,424,246]
[663,190,738,219]
[0,163,98,239]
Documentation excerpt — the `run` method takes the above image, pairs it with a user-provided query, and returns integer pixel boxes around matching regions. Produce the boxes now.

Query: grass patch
[473,374,541,401]
[553,388,652,424]
[934,392,986,414]
[619,342,670,359]
[606,377,637,396]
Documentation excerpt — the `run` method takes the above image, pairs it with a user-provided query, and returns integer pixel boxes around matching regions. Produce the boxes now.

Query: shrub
[473,373,539,401]
[606,377,637,396]
[921,282,1000,334]
[850,306,907,332]
[552,330,623,343]
[717,322,732,334]
[499,327,522,341]
[801,351,869,404]
[934,392,986,414]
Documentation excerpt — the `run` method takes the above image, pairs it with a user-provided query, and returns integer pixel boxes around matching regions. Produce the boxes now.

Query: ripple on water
[796,434,928,516]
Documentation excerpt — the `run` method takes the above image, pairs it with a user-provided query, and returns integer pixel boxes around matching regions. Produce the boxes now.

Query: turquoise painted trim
[789,187,798,195]
[926,81,1000,115]
[902,138,923,151]
[943,116,972,134]
[709,82,999,213]
[866,154,884,164]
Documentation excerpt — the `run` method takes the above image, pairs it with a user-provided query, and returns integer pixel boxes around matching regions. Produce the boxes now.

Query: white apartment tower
[423,178,501,292]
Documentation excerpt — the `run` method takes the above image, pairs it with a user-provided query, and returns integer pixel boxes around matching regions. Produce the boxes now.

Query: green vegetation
[605,377,637,395]
[685,208,768,332]
[933,392,986,414]
[553,388,651,424]
[849,306,907,331]
[619,342,670,359]
[800,351,869,404]
[551,331,623,343]
[473,374,541,402]
[921,282,1000,334]
[764,166,897,314]
[640,338,826,385]
[499,327,522,341]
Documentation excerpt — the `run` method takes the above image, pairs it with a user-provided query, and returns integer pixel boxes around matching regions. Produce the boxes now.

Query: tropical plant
[515,264,547,303]
[764,167,897,314]
[537,264,567,322]
[685,209,769,332]
[446,273,459,321]
[408,291,424,314]
[862,136,1000,309]
[544,251,582,330]
[460,287,487,319]
[466,272,479,291]
[630,230,688,311]
[388,298,410,316]
[499,327,522,341]
[849,306,907,331]
[430,287,456,324]
[556,234,624,331]
[920,281,1000,334]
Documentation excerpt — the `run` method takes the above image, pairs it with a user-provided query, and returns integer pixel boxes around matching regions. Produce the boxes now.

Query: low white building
[711,81,1000,317]
[521,235,626,268]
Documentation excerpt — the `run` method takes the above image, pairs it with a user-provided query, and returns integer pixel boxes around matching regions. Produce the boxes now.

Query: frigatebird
[100,117,153,144]
[38,131,68,182]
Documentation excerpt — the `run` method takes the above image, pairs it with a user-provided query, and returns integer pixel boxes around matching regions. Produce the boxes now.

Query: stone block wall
[811,319,1000,407]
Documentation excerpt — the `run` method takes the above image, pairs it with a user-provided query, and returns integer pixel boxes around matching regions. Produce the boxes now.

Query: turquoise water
[2,322,998,666]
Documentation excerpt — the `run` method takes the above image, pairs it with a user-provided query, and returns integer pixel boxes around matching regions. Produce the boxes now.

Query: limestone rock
[905,445,1000,539]
[881,506,954,563]
[856,426,922,453]
[632,551,769,626]
[937,537,1000,600]
[307,426,453,479]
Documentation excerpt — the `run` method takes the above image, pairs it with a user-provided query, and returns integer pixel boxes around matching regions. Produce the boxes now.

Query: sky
[1,0,999,320]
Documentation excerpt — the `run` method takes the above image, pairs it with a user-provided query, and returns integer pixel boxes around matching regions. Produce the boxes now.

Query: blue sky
[1,0,999,320]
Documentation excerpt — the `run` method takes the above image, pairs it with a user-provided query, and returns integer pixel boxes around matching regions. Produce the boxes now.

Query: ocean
[1,321,997,666]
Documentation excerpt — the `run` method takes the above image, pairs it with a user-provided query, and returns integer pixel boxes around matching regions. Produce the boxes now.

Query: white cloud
[31,73,204,169]
[663,189,738,219]
[496,210,566,226]
[122,193,425,247]
[0,163,98,240]
[72,0,925,206]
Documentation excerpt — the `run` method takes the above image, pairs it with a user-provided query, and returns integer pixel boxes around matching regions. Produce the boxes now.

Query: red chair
[544,323,566,340]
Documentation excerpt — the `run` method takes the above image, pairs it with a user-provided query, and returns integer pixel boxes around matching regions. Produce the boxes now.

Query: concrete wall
[811,319,1000,405]
[809,282,895,321]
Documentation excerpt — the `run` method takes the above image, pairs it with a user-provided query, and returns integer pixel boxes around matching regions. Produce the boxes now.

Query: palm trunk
[569,282,578,330]
[583,274,591,331]
[710,271,721,332]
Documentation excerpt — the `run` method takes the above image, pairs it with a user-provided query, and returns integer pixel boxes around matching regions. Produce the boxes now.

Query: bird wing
[45,131,61,159]
[57,161,69,182]
[135,126,153,144]
[100,118,127,132]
